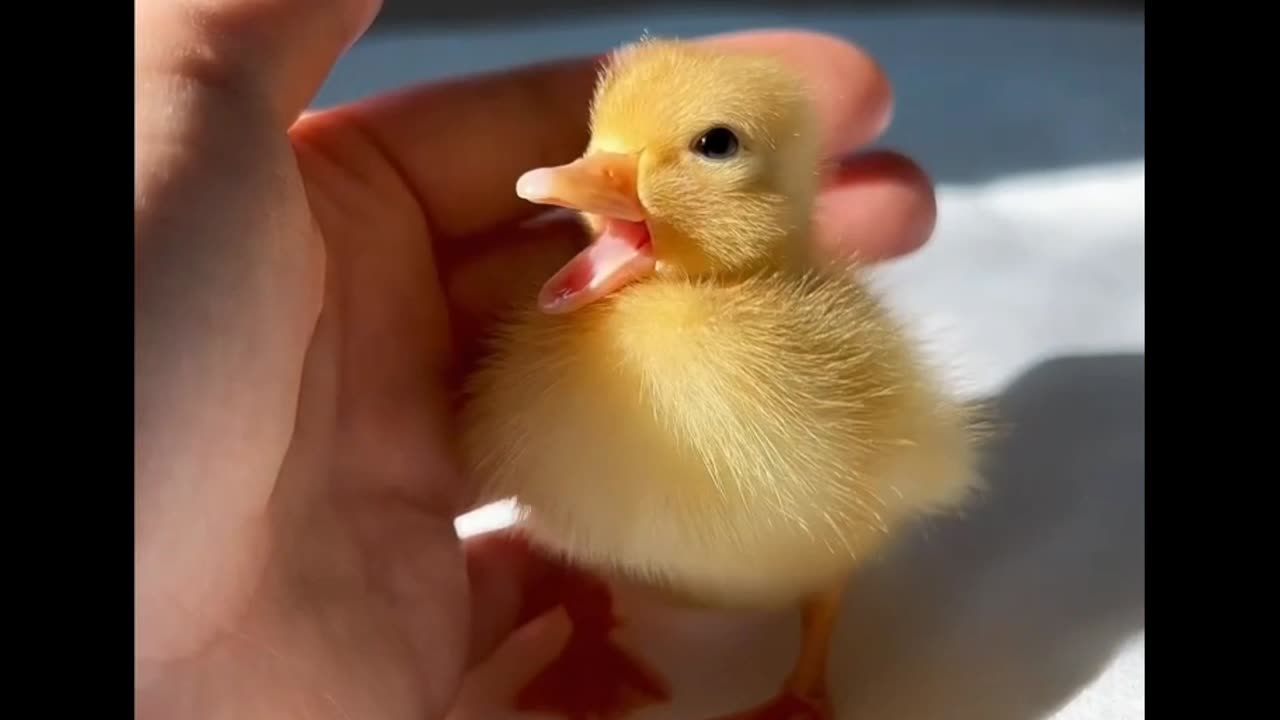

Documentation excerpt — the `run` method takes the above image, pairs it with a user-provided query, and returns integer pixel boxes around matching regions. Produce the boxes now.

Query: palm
[236,129,480,718]
[137,69,586,719]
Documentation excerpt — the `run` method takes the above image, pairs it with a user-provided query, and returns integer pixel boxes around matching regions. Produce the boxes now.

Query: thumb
[464,530,569,667]
[136,0,381,126]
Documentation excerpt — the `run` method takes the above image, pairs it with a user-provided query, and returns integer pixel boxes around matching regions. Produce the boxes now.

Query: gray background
[316,3,1144,185]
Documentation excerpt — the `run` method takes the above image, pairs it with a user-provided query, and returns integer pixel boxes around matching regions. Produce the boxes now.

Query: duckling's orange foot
[513,629,670,720]
[706,690,834,720]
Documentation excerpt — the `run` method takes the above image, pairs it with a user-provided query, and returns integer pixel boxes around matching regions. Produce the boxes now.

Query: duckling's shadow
[450,352,1145,720]
[827,352,1145,719]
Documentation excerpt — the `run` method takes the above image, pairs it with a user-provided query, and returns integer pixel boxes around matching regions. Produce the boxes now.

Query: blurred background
[316,2,1144,718]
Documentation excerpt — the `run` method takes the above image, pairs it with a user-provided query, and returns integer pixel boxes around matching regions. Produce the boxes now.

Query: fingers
[705,29,894,156]
[319,57,599,246]
[325,30,895,242]
[464,530,567,668]
[136,0,381,126]
[815,150,937,263]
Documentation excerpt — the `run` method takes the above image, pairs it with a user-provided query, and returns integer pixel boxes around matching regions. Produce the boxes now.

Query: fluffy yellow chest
[458,273,977,609]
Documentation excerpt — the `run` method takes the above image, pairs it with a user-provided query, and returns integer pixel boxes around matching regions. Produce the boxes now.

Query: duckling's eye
[693,127,740,160]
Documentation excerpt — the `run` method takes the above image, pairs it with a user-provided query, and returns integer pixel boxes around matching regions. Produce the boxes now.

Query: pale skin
[134,0,939,717]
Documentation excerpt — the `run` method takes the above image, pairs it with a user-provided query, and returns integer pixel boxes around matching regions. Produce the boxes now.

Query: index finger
[296,30,894,243]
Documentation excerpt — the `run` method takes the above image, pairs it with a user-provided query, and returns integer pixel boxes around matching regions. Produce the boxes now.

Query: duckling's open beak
[516,152,656,314]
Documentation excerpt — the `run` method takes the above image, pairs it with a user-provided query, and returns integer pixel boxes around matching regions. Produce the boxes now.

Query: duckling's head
[516,38,822,313]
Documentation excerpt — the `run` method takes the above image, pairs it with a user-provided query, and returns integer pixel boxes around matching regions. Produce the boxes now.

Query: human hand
[134,0,937,717]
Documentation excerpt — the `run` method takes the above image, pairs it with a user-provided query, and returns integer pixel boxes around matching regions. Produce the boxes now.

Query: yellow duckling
[459,36,981,719]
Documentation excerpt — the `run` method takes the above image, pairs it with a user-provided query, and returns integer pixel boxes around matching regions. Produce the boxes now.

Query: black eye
[694,127,740,159]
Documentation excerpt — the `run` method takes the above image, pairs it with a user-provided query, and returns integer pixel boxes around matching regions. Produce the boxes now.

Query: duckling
[459,37,981,719]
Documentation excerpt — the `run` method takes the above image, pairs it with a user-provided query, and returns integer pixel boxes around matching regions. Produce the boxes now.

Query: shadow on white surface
[826,352,1145,720]
[450,352,1144,720]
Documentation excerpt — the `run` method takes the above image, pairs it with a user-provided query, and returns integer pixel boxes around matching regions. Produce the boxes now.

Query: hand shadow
[829,352,1145,720]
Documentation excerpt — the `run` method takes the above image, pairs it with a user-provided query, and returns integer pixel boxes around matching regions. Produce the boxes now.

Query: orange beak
[516,152,657,314]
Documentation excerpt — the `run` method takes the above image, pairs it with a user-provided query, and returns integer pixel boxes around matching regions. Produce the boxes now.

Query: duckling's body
[463,264,976,612]
[457,36,980,720]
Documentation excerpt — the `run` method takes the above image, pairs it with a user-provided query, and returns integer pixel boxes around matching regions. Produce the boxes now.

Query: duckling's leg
[514,568,672,719]
[706,585,842,720]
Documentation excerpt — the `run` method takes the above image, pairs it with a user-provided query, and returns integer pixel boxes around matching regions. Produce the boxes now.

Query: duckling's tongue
[538,219,655,314]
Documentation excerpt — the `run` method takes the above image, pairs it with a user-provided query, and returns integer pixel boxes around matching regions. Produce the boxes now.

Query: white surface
[1051,636,1144,720]
[871,160,1146,401]
[456,159,1145,719]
